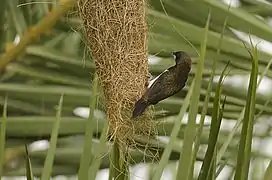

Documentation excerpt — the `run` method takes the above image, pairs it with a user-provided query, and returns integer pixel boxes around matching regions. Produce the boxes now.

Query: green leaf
[25,144,34,180]
[151,79,194,180]
[176,11,211,180]
[78,75,98,180]
[191,13,228,178]
[88,116,109,179]
[41,95,63,180]
[109,140,121,180]
[234,41,259,180]
[263,160,272,180]
[0,95,7,178]
[198,62,229,180]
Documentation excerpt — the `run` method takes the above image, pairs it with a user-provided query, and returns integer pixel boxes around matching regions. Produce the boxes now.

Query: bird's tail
[132,98,149,119]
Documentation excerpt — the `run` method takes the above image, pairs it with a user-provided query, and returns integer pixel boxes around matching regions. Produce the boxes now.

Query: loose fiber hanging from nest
[78,0,156,147]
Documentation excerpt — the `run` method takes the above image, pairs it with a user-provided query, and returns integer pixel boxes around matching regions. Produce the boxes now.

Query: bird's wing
[145,70,179,104]
[148,69,168,88]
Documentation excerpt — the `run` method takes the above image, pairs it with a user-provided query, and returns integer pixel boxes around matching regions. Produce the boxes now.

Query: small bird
[132,51,192,119]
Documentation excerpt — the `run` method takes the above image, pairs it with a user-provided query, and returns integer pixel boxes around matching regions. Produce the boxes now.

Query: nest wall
[78,0,156,147]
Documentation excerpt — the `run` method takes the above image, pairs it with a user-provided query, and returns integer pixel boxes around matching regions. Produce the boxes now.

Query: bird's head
[171,51,190,64]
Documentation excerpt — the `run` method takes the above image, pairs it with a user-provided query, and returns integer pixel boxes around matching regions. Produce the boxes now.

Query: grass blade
[234,42,259,180]
[191,12,229,178]
[109,139,121,180]
[41,94,63,180]
[88,112,109,179]
[176,11,211,180]
[197,75,227,180]
[108,138,129,180]
[0,95,7,178]
[207,145,218,180]
[25,144,34,180]
[0,0,7,52]
[197,62,229,180]
[263,160,272,180]
[151,80,194,180]
[78,75,99,180]
[216,56,272,169]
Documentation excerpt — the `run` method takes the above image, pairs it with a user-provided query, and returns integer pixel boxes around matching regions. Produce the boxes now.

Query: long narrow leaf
[41,95,63,180]
[0,95,7,178]
[191,12,228,178]
[176,11,211,180]
[25,144,34,180]
[198,62,229,180]
[109,139,121,180]
[151,80,195,180]
[234,42,259,180]
[263,160,272,180]
[88,117,109,179]
[216,57,272,168]
[78,75,98,180]
[207,144,218,180]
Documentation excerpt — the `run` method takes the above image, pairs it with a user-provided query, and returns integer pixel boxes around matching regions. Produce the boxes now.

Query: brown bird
[132,51,192,119]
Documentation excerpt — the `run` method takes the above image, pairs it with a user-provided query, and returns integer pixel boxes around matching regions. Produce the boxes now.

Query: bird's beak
[171,52,176,59]
[170,52,175,57]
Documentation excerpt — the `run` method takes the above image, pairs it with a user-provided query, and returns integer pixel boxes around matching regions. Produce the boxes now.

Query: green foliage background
[0,0,272,179]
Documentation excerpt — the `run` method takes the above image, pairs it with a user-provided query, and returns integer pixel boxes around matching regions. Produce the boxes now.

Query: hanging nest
[78,0,156,148]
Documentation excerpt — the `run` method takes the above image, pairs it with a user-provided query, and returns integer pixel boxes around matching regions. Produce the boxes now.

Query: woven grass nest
[78,0,157,149]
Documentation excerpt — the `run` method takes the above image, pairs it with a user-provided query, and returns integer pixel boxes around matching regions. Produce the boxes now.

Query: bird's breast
[176,64,191,84]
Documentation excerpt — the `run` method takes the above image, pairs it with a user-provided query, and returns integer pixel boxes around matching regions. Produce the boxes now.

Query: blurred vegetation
[0,0,272,179]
